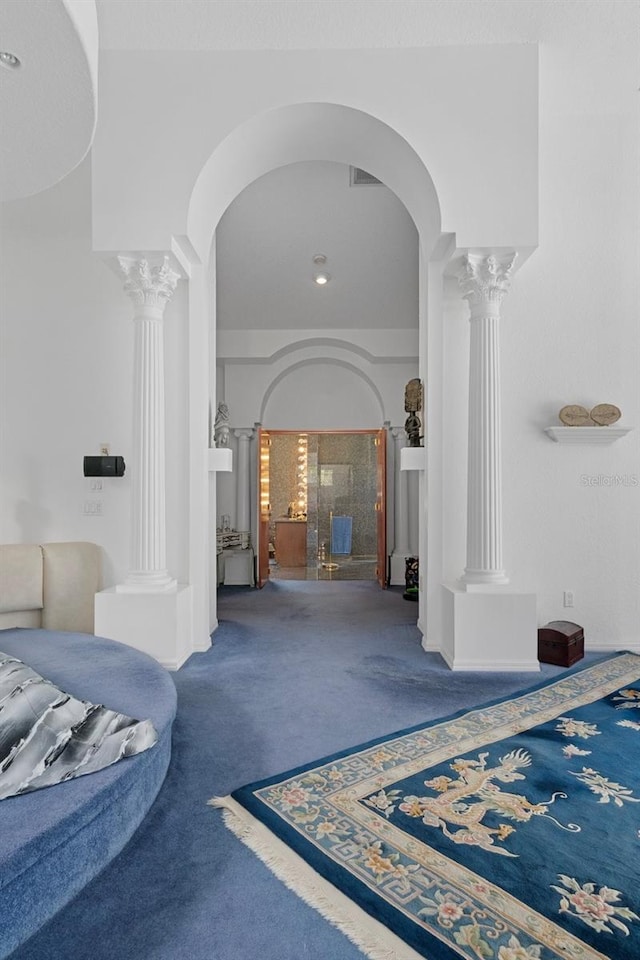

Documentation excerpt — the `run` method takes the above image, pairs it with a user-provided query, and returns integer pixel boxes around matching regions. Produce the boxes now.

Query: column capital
[459,252,517,319]
[234,428,254,441]
[118,255,180,317]
[391,427,406,443]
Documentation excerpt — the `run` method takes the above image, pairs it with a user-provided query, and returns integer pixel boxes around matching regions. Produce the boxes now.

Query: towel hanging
[331,516,352,555]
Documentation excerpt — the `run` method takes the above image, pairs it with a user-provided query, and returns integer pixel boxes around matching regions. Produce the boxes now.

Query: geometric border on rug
[211,652,640,960]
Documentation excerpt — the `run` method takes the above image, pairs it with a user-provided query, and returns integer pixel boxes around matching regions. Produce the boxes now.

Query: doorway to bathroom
[257,429,386,587]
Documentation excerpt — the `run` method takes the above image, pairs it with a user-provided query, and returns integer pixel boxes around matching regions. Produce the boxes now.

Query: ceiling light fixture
[312,254,329,285]
[0,51,21,69]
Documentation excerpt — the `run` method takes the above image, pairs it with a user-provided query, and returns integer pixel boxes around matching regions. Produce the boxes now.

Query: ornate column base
[460,569,509,590]
[116,572,177,594]
[95,584,195,670]
[441,583,538,671]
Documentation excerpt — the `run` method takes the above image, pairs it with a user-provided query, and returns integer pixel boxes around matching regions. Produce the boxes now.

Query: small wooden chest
[538,620,584,667]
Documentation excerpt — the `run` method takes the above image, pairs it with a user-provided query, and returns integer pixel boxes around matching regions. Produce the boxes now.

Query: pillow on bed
[0,650,158,801]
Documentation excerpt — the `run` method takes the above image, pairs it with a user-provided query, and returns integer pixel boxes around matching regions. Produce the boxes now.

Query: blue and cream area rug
[211,652,640,960]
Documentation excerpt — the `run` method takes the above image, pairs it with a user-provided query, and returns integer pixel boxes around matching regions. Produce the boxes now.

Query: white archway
[185,100,444,646]
[188,102,441,260]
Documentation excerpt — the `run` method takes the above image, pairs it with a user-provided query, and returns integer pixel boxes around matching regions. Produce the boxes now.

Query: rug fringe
[209,795,424,960]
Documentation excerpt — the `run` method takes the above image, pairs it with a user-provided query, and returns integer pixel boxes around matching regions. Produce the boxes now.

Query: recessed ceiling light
[312,254,327,265]
[0,51,21,69]
[314,273,330,285]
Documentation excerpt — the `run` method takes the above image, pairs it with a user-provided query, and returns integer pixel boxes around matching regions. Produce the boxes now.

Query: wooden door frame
[256,428,271,588]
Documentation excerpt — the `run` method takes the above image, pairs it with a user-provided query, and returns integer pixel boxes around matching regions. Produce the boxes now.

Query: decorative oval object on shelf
[590,403,621,426]
[558,404,592,426]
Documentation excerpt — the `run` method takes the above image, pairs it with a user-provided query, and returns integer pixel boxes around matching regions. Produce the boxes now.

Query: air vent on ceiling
[349,166,383,186]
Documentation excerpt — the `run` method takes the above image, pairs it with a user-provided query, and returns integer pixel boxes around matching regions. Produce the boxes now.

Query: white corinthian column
[234,429,254,534]
[117,256,180,592]
[442,250,537,671]
[459,252,516,588]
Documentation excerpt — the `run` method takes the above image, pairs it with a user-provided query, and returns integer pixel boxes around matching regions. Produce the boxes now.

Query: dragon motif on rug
[394,748,580,856]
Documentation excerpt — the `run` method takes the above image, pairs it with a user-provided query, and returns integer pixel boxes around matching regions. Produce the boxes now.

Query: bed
[0,543,177,958]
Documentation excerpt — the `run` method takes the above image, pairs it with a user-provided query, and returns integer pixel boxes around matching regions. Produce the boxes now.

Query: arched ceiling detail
[187,102,441,263]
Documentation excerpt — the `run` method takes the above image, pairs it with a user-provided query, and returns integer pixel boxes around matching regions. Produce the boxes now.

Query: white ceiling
[216,161,418,331]
[96,0,634,54]
[0,0,98,201]
[94,1,638,118]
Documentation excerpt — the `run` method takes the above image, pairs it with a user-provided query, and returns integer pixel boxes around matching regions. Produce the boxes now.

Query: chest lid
[542,620,583,638]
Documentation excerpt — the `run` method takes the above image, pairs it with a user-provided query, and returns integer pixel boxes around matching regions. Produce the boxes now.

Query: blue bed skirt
[0,628,177,959]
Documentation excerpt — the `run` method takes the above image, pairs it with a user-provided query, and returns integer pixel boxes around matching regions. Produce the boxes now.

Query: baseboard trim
[587,641,640,654]
[441,648,541,672]
[159,651,191,671]
[193,635,212,653]
[420,636,440,653]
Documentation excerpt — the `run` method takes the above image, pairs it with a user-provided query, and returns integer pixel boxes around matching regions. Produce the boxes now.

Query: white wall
[0,158,191,587]
[498,71,640,648]
[0,159,129,583]
[1,27,637,656]
[439,68,640,649]
[91,45,538,254]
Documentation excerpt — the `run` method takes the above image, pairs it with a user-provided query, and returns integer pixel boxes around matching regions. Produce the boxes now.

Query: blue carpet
[9,582,592,960]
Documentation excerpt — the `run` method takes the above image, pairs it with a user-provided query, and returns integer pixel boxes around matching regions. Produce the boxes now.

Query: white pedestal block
[442,583,539,672]
[95,584,195,671]
[208,447,233,471]
[222,548,255,585]
[400,446,426,471]
[390,554,411,586]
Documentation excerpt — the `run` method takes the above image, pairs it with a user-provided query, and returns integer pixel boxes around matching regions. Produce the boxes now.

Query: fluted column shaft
[234,429,254,533]
[392,428,410,556]
[117,256,179,593]
[460,253,515,587]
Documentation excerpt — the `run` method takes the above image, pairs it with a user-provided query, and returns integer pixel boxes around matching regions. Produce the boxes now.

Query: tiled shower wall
[268,432,378,562]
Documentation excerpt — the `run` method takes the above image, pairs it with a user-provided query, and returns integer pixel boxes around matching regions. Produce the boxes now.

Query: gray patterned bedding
[0,650,157,801]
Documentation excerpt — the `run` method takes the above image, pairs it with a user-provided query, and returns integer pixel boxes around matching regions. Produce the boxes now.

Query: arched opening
[185,102,445,641]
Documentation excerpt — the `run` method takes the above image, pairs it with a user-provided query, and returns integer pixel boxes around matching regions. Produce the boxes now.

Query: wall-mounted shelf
[208,448,233,471]
[400,446,427,470]
[544,426,633,445]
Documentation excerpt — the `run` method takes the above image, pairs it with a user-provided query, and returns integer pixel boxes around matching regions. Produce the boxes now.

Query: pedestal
[389,555,410,587]
[221,547,255,585]
[208,447,233,471]
[95,584,194,670]
[390,428,413,586]
[442,583,539,671]
[400,446,426,471]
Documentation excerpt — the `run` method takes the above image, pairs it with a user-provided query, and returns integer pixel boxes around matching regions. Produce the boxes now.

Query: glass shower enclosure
[259,430,386,584]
